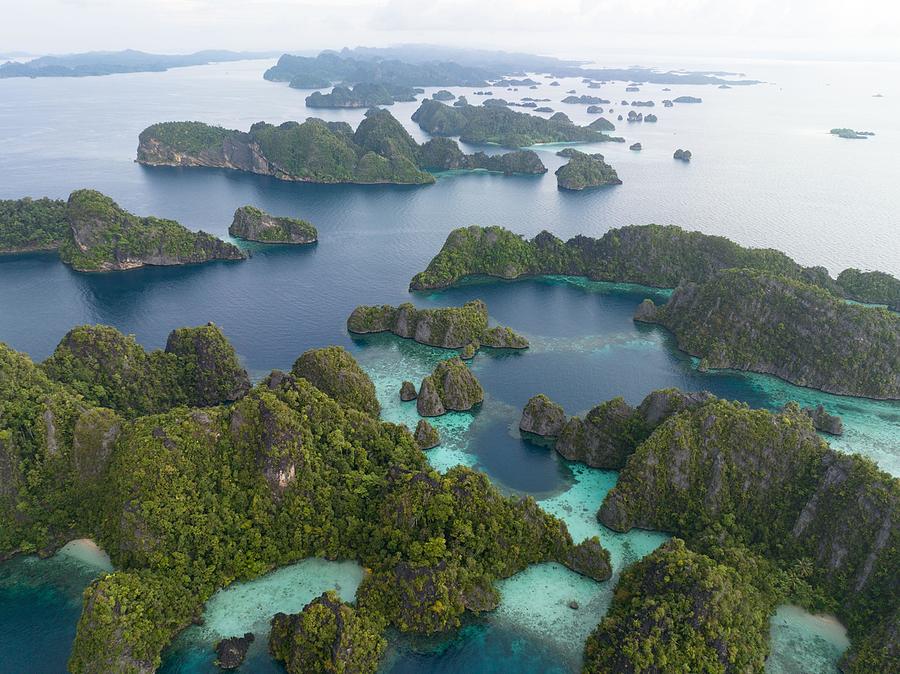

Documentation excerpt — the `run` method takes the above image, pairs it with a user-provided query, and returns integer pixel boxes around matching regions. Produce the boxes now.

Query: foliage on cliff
[228,205,317,244]
[305,82,419,108]
[137,109,545,184]
[411,99,622,148]
[0,196,68,252]
[837,268,900,311]
[583,539,772,673]
[291,346,381,417]
[597,397,899,671]
[639,269,899,398]
[347,299,528,354]
[42,323,249,417]
[58,190,243,271]
[554,150,622,190]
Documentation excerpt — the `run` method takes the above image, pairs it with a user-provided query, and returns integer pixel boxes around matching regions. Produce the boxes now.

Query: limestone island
[674,148,692,161]
[347,300,528,355]
[432,89,455,101]
[673,95,702,103]
[593,394,897,673]
[416,357,484,416]
[411,99,624,148]
[830,128,875,139]
[0,189,243,272]
[629,142,642,151]
[407,224,900,312]
[305,83,420,108]
[562,95,610,105]
[555,150,622,190]
[634,269,900,399]
[228,205,317,244]
[137,108,547,185]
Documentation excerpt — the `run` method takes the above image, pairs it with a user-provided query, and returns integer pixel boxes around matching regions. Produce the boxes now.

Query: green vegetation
[228,205,317,244]
[416,357,484,416]
[597,397,899,671]
[639,269,899,398]
[0,197,68,252]
[41,323,249,417]
[269,591,387,673]
[411,99,624,148]
[584,539,772,673]
[837,268,900,310]
[305,82,419,108]
[407,224,898,304]
[58,189,243,271]
[291,346,381,417]
[554,150,621,190]
[138,109,546,184]
[347,299,528,354]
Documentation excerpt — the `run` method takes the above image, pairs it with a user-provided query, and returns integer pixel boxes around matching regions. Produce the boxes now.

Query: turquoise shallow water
[1,56,896,673]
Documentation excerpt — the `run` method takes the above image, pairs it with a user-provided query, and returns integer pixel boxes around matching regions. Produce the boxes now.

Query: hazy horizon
[2,0,899,63]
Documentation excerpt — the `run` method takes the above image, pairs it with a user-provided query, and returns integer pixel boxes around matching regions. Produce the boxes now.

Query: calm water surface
[0,56,895,673]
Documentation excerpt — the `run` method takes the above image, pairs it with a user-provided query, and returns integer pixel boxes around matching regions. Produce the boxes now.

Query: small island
[555,150,622,190]
[432,89,455,101]
[674,148,692,161]
[673,95,703,103]
[561,95,610,105]
[830,128,875,139]
[228,205,317,244]
[629,142,642,151]
[305,83,419,108]
[347,300,528,354]
[411,99,624,148]
[416,357,484,416]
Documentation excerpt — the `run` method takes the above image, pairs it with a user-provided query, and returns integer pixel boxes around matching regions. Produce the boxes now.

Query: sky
[2,0,899,62]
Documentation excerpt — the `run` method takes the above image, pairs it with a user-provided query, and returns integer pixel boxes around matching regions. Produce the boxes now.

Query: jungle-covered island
[228,205,317,245]
[411,99,624,148]
[408,224,898,305]
[0,190,243,271]
[137,109,547,184]
[554,150,622,190]
[347,300,529,354]
[0,49,277,78]
[305,82,421,107]
[634,269,899,399]
[0,325,607,673]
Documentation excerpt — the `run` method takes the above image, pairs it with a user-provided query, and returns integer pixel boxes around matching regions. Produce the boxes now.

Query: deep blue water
[0,57,896,673]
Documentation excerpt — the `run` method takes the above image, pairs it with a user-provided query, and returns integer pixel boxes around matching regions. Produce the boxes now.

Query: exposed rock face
[347,300,528,353]
[583,539,770,674]
[416,377,446,417]
[519,394,566,437]
[269,591,386,674]
[291,346,381,417]
[399,381,417,401]
[72,407,122,485]
[597,397,899,670]
[414,419,440,449]
[59,190,243,272]
[799,404,844,435]
[556,397,640,469]
[635,388,715,426]
[228,205,317,244]
[640,269,900,399]
[416,358,483,417]
[632,298,657,321]
[214,633,254,670]
[562,537,612,581]
[418,137,547,174]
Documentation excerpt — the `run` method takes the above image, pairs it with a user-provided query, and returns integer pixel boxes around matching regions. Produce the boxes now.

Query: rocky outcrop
[417,138,547,175]
[214,633,254,670]
[673,96,702,103]
[414,419,440,449]
[562,537,612,581]
[801,404,844,435]
[519,394,567,437]
[164,323,251,407]
[269,591,386,674]
[673,148,692,161]
[638,270,900,399]
[556,397,639,469]
[228,205,317,244]
[416,358,483,416]
[59,190,243,272]
[629,142,642,151]
[400,381,417,401]
[291,346,380,417]
[347,300,528,354]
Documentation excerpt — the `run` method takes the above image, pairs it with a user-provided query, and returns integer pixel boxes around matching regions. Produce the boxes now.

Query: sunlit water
[1,56,895,672]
